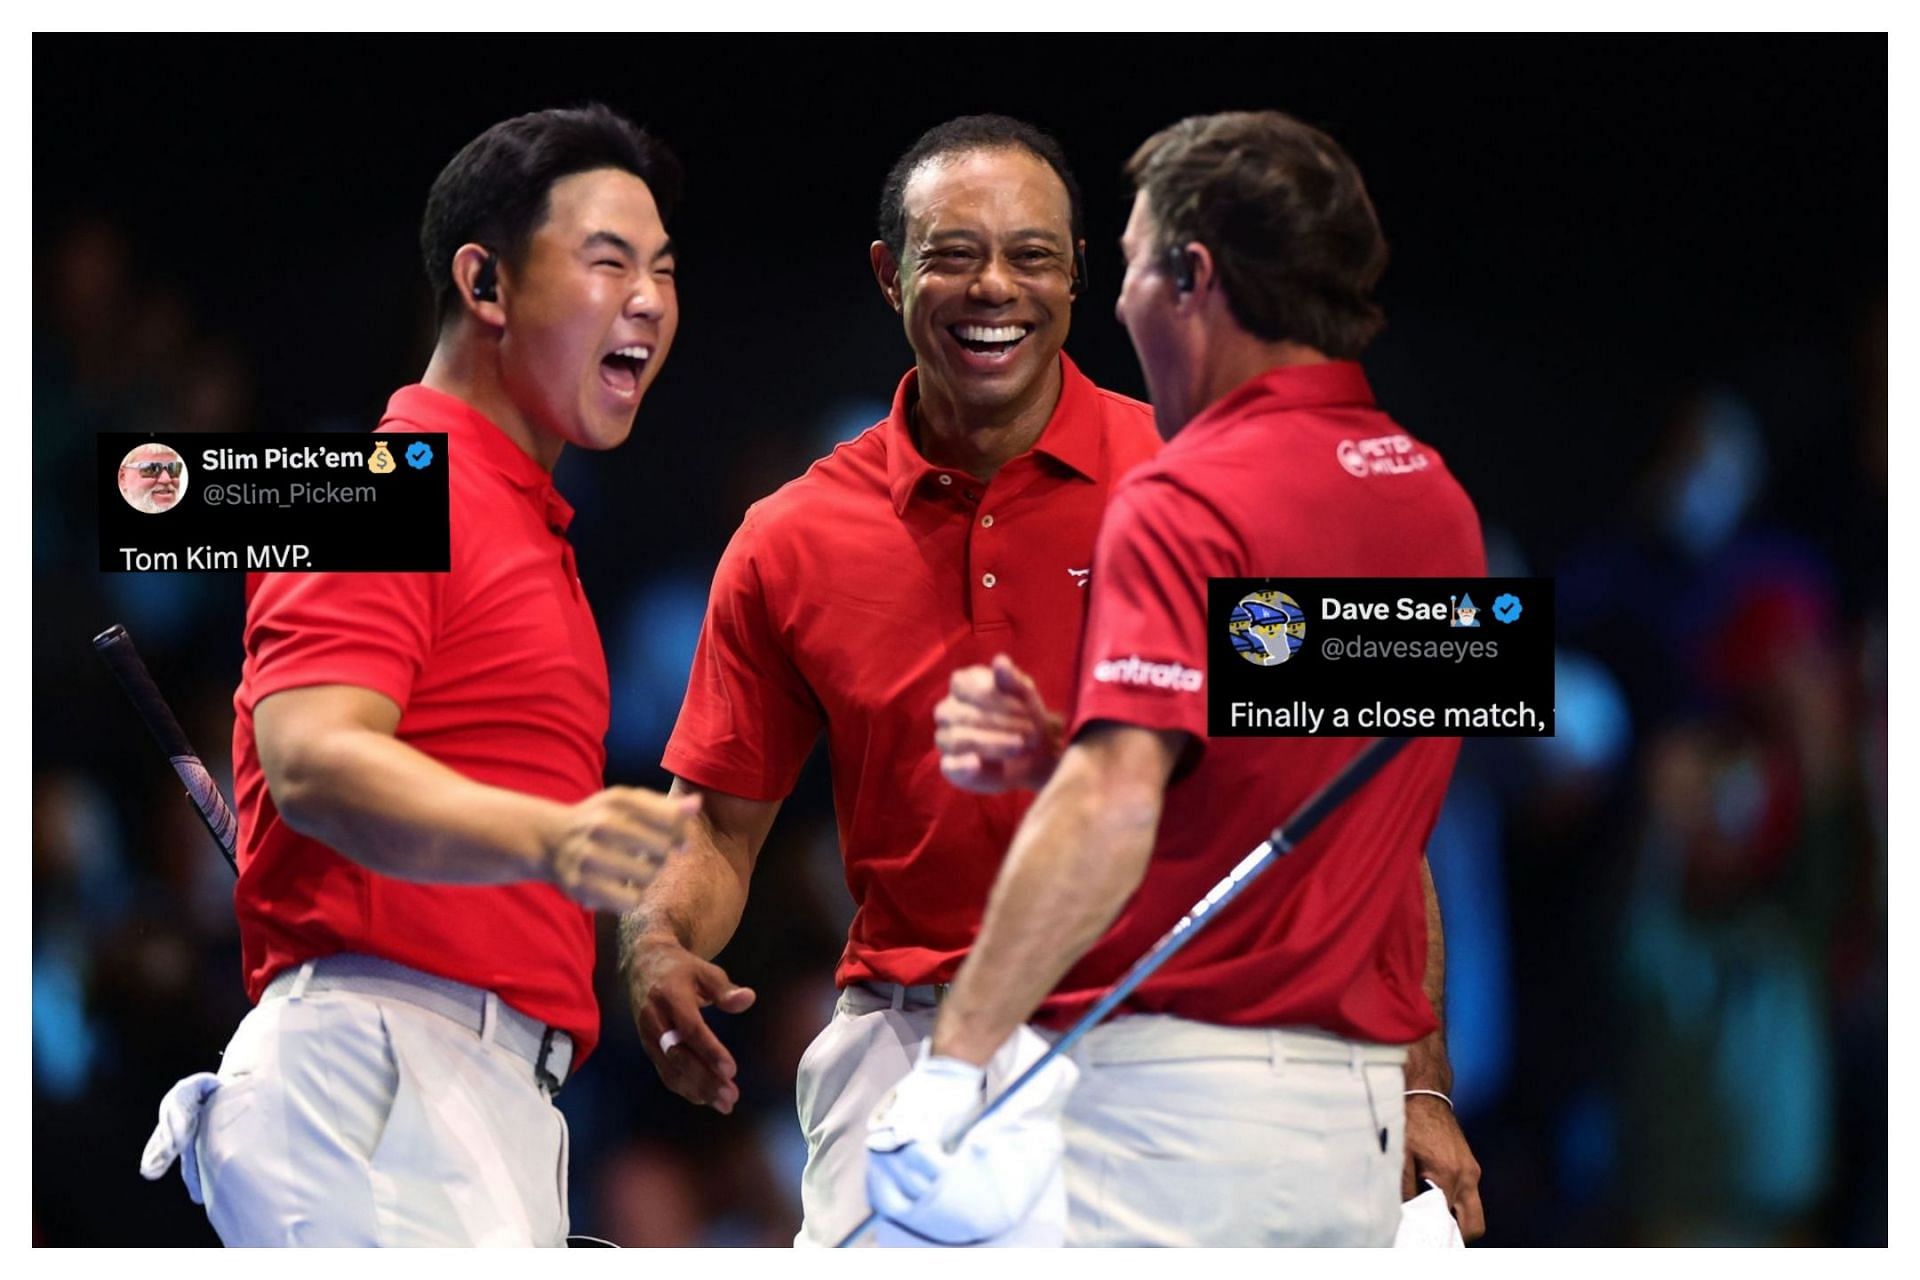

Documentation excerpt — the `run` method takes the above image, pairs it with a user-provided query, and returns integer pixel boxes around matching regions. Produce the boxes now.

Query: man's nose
[627,278,666,319]
[968,255,1018,306]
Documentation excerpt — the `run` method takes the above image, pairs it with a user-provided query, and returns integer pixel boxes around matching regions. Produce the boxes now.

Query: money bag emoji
[368,441,397,474]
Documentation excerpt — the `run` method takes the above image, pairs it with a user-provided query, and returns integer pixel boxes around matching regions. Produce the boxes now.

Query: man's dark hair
[877,114,1084,261]
[1126,111,1388,358]
[421,103,683,327]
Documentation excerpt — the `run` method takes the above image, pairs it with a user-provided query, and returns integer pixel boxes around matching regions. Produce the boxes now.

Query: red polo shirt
[231,385,608,1060]
[1043,361,1484,1043]
[665,354,1160,987]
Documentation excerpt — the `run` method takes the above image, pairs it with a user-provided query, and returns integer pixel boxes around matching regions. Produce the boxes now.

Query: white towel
[1394,1180,1465,1248]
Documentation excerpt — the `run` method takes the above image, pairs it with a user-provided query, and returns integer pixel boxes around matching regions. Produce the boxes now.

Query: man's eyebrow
[581,230,639,258]
[652,237,676,263]
[920,228,1066,247]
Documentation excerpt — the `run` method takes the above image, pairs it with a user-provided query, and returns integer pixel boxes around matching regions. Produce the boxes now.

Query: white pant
[793,985,1065,1247]
[193,972,570,1246]
[1059,1015,1408,1246]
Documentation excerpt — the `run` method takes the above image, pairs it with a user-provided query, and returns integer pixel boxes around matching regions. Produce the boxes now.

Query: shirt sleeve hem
[1068,696,1207,744]
[659,748,792,805]
[242,665,415,718]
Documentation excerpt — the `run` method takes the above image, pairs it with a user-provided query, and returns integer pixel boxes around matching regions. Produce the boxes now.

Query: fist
[935,655,1065,794]
[542,787,698,912]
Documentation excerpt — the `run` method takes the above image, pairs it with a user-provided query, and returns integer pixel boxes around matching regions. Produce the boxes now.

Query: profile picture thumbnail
[1228,589,1307,667]
[118,443,189,514]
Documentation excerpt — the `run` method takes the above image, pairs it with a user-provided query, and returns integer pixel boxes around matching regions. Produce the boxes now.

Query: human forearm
[1406,855,1453,1092]
[1400,855,1484,1234]
[272,722,561,884]
[620,780,773,1113]
[618,843,745,964]
[934,745,1165,1065]
[619,780,759,965]
[258,685,691,910]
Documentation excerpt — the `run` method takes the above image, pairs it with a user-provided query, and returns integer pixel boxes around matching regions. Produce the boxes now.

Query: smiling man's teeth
[954,324,1027,344]
[612,345,651,361]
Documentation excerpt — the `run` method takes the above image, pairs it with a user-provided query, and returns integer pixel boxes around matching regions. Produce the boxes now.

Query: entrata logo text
[1092,655,1204,692]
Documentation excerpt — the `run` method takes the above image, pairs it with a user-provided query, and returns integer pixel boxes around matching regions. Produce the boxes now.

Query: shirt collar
[1171,360,1376,455]
[884,352,1107,516]
[381,384,576,533]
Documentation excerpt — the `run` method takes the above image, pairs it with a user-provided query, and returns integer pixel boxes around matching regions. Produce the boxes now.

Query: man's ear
[452,243,506,327]
[1183,242,1218,303]
[870,240,904,314]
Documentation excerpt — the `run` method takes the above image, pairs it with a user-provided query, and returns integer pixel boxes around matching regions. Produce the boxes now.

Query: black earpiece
[1165,244,1196,294]
[472,252,499,303]
[1071,244,1089,298]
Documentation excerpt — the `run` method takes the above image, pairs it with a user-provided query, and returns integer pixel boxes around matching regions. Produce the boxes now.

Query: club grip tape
[93,624,197,759]
[171,754,240,855]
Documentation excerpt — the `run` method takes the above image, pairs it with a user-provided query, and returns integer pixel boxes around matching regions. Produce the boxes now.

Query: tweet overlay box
[100,433,450,572]
[1207,578,1554,737]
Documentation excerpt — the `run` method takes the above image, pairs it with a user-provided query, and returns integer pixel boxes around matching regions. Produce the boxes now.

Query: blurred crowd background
[32,36,1885,1245]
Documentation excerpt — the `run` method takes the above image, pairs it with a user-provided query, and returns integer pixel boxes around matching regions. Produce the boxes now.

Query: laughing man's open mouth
[600,344,653,396]
[949,323,1033,358]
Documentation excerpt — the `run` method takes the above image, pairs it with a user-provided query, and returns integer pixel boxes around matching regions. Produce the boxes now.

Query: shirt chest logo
[1068,568,1091,587]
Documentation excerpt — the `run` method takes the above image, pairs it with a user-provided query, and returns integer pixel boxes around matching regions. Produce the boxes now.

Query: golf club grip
[94,624,196,759]
[93,624,241,868]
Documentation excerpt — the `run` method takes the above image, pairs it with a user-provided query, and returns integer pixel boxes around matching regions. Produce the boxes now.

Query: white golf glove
[139,1071,221,1204]
[865,1026,1079,1245]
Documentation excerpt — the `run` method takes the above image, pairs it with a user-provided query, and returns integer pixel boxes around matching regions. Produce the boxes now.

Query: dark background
[33,35,1885,1245]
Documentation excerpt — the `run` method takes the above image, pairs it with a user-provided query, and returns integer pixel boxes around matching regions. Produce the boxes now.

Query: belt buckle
[534,1026,564,1096]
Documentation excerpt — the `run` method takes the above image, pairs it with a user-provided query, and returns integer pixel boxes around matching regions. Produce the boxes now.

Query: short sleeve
[241,570,442,714]
[661,513,824,802]
[1069,476,1242,743]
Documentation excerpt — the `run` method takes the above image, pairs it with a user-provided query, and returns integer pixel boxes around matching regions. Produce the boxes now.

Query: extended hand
[935,655,1065,794]
[627,935,756,1114]
[543,788,699,912]
[1403,1094,1484,1241]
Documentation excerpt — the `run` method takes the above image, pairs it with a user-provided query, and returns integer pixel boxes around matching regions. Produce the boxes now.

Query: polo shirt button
[938,474,953,486]
[981,514,995,528]
[982,572,997,588]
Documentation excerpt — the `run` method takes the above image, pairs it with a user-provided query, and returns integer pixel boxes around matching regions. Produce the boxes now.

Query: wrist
[526,797,570,883]
[929,1003,1002,1068]
[621,922,690,974]
[1404,1088,1454,1111]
